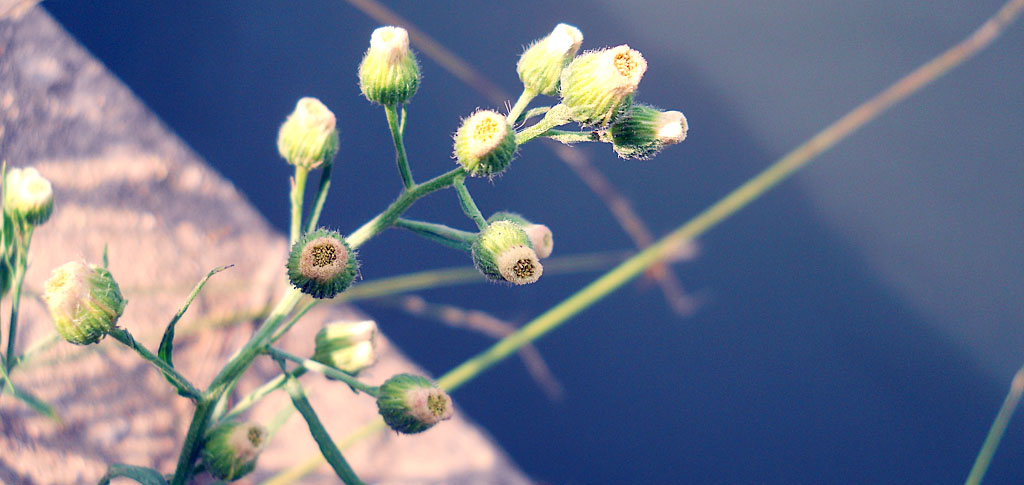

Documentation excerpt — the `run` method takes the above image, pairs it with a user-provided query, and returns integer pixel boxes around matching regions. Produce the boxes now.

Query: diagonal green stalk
[289,165,310,245]
[280,366,365,485]
[5,224,32,370]
[346,167,465,248]
[109,328,202,401]
[453,175,487,231]
[507,88,537,124]
[218,367,307,425]
[304,162,335,234]
[386,104,415,189]
[966,364,1024,485]
[394,217,476,251]
[266,346,378,396]
[514,104,570,145]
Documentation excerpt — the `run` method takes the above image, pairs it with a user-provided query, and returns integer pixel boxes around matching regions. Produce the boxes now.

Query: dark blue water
[46,2,1024,483]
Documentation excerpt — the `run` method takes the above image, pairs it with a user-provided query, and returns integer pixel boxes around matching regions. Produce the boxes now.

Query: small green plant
[1,22,689,483]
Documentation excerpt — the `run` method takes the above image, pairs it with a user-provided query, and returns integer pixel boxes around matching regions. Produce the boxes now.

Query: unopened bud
[517,23,584,96]
[359,26,420,105]
[312,320,378,376]
[287,228,358,299]
[472,220,542,285]
[4,166,54,226]
[487,212,554,259]
[201,421,267,481]
[560,45,647,127]
[609,103,688,159]
[376,374,453,434]
[43,261,126,345]
[277,97,339,169]
[454,110,517,177]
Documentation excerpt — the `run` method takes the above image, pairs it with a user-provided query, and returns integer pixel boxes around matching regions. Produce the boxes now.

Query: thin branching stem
[386,104,415,189]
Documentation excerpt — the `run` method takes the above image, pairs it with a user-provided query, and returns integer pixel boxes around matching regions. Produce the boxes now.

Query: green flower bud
[277,97,339,169]
[376,374,453,434]
[517,23,584,96]
[201,421,267,481]
[471,220,543,285]
[487,212,554,259]
[453,110,517,177]
[43,261,126,345]
[4,166,54,226]
[559,45,647,127]
[312,319,378,376]
[358,26,420,106]
[609,103,688,160]
[287,229,358,299]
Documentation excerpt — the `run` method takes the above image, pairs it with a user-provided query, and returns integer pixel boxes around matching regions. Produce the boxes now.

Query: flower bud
[312,319,378,376]
[43,261,126,345]
[4,166,54,226]
[201,421,267,481]
[376,374,453,434]
[559,45,647,127]
[517,23,584,96]
[453,110,517,177]
[472,220,542,285]
[609,103,688,160]
[277,97,339,169]
[359,26,420,106]
[487,211,554,259]
[287,229,358,299]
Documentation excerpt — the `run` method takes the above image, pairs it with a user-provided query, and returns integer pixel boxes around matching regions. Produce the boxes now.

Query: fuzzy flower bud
[201,421,267,481]
[454,110,517,177]
[487,211,554,259]
[517,23,584,96]
[277,97,339,169]
[560,45,647,127]
[287,229,358,299]
[43,261,126,345]
[312,319,378,376]
[4,166,54,226]
[376,374,453,434]
[472,220,543,285]
[609,103,688,160]
[359,26,420,105]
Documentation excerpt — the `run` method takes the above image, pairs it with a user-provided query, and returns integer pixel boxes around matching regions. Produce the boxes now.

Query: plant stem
[514,104,570,145]
[266,346,379,396]
[290,165,310,245]
[346,167,465,248]
[170,399,214,485]
[219,367,307,425]
[305,163,334,234]
[281,369,365,485]
[386,104,415,189]
[542,129,600,145]
[453,175,487,231]
[507,88,537,124]
[108,328,201,401]
[967,365,1024,485]
[394,218,476,251]
[5,225,32,370]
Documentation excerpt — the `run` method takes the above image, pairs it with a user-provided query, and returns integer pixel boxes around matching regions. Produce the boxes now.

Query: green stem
[265,346,379,397]
[290,165,310,245]
[269,299,318,344]
[507,88,537,124]
[386,104,415,189]
[394,218,476,251]
[966,365,1024,485]
[453,175,487,231]
[108,328,202,401]
[346,167,465,249]
[170,399,214,485]
[542,129,601,145]
[280,368,365,485]
[219,367,307,425]
[514,104,570,145]
[5,225,32,370]
[304,163,334,234]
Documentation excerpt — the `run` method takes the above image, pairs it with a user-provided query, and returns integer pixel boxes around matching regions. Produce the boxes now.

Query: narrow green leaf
[281,367,365,485]
[98,464,168,485]
[158,265,232,371]
[3,379,61,423]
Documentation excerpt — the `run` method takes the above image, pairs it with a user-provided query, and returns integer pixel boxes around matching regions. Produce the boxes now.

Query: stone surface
[0,6,530,484]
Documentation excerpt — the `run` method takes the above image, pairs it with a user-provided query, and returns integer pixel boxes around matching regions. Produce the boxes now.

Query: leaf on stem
[98,463,169,485]
[158,265,233,371]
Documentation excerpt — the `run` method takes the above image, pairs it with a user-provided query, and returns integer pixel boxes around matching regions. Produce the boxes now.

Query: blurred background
[43,1,1023,482]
